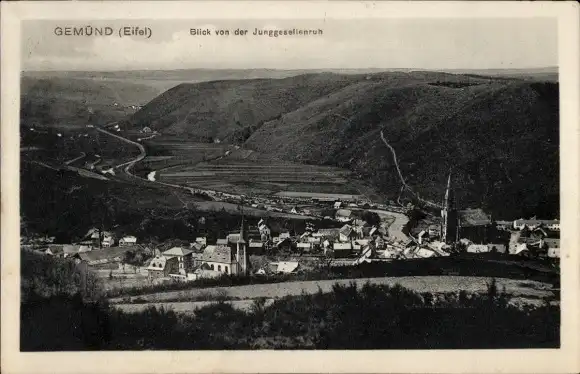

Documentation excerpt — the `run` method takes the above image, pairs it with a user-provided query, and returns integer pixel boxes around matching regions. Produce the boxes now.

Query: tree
[361,211,381,226]
[123,250,136,265]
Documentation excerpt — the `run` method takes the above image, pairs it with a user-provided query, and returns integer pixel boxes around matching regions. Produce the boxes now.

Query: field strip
[109,276,554,305]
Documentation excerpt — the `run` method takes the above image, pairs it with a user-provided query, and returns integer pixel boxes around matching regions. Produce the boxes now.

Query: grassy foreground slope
[128,71,559,219]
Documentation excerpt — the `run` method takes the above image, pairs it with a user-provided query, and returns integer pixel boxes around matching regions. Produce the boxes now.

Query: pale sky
[22,18,557,71]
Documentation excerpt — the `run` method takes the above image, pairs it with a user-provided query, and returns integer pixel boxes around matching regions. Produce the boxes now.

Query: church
[440,174,493,244]
[199,215,250,276]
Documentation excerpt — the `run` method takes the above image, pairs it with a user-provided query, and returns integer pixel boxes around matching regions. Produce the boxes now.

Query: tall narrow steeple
[236,203,248,275]
[444,173,452,209]
[441,172,458,244]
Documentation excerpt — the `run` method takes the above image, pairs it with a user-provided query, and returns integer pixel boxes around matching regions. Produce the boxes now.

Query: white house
[328,242,353,258]
[119,236,137,247]
[258,219,271,238]
[513,219,560,231]
[466,244,490,253]
[101,233,115,248]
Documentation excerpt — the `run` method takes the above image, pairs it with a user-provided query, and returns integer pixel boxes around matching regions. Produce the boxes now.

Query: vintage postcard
[1,1,579,373]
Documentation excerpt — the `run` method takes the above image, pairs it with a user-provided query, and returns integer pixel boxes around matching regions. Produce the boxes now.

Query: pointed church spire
[239,213,247,244]
[236,199,249,275]
[441,171,458,244]
[444,172,452,209]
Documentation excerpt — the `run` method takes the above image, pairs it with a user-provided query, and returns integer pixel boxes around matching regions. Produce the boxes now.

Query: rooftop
[79,246,140,262]
[147,256,170,271]
[162,247,194,257]
[201,245,233,263]
[515,219,559,224]
[333,242,352,250]
[339,224,354,237]
[335,209,352,217]
[459,209,491,227]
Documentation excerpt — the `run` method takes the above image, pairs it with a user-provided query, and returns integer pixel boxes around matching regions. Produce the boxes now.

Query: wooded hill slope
[20,76,161,129]
[126,71,559,219]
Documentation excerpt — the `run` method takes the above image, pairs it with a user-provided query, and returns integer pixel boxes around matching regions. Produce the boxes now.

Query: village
[22,176,561,293]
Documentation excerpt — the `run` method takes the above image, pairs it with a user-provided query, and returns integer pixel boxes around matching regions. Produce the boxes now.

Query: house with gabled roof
[327,242,352,258]
[63,244,92,258]
[339,224,358,242]
[162,247,194,275]
[269,261,299,274]
[200,245,237,275]
[313,228,340,240]
[44,244,65,257]
[78,246,137,266]
[146,256,179,280]
[119,235,137,247]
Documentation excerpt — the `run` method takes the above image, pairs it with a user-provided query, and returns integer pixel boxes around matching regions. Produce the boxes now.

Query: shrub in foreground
[21,280,559,351]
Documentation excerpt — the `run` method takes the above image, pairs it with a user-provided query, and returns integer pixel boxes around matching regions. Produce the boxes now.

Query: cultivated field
[158,158,359,197]
[111,276,558,315]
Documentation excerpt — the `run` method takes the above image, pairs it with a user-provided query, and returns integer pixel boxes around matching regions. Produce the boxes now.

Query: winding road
[95,126,145,173]
[64,152,86,166]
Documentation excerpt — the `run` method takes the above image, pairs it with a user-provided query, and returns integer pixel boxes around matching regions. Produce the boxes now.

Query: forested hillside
[127,72,559,219]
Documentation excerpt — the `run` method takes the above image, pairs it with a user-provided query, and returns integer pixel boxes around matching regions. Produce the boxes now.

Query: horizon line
[21,66,559,73]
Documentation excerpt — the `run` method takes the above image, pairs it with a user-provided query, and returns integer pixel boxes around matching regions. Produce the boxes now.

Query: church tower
[236,211,249,276]
[441,173,459,243]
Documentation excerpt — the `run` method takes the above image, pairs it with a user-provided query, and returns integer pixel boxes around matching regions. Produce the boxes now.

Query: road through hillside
[95,126,145,173]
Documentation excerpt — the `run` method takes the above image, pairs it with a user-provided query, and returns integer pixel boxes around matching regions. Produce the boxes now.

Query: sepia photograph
[2,1,580,374]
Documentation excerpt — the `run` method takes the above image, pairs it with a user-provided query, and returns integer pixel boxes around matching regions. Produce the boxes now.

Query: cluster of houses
[254,217,448,263]
[507,219,560,258]
[23,199,561,289]
[145,219,251,283]
[24,228,146,266]
[433,176,560,259]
